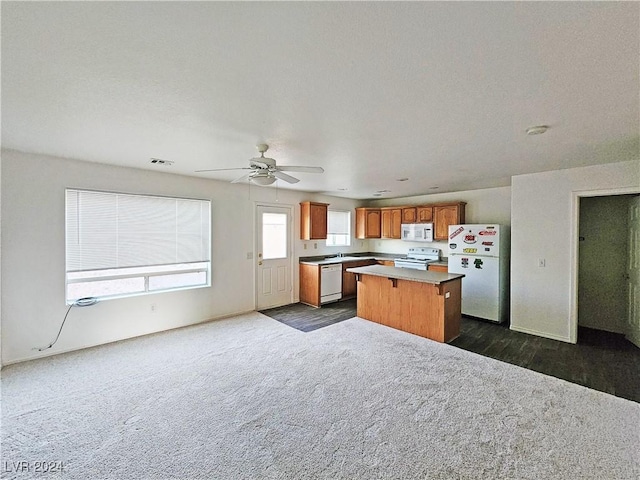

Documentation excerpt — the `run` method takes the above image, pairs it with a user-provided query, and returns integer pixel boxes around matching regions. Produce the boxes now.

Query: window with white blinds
[65,189,211,302]
[326,210,351,247]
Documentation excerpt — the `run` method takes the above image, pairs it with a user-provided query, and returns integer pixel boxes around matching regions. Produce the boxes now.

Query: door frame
[254,202,294,310]
[569,186,640,343]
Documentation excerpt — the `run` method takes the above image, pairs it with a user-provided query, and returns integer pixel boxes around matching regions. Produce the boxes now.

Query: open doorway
[576,193,639,347]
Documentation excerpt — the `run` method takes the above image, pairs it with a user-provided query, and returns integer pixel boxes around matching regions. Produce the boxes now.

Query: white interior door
[256,205,292,310]
[627,196,640,347]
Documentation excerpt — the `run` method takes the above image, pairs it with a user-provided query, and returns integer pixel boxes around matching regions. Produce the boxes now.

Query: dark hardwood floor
[260,299,357,332]
[450,317,640,403]
[260,300,640,403]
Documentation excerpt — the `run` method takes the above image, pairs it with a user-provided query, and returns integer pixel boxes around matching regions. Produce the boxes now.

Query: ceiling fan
[196,144,324,185]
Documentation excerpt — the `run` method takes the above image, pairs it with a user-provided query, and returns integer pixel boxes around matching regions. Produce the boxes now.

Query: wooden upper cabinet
[300,202,329,240]
[416,206,433,223]
[402,207,417,224]
[381,208,402,239]
[355,208,381,239]
[433,202,466,240]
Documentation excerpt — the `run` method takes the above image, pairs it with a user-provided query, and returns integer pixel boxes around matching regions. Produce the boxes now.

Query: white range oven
[394,248,441,270]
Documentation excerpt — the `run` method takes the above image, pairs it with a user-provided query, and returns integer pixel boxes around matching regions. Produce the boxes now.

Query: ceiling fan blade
[230,173,253,184]
[273,170,300,184]
[195,167,253,173]
[276,166,324,174]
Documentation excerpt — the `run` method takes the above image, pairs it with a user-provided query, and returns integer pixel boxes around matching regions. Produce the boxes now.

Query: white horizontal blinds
[66,189,210,272]
[66,190,118,270]
[328,210,349,235]
[176,199,210,263]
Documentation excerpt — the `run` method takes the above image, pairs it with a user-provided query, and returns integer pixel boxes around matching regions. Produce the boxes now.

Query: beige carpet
[2,312,639,479]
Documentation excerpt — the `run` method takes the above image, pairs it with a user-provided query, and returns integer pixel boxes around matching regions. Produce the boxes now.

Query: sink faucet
[337,252,343,258]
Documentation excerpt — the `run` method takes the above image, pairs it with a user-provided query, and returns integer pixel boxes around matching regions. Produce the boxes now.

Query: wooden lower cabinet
[355,273,461,343]
[342,260,376,298]
[300,260,377,306]
[377,260,396,266]
[299,263,321,307]
[428,264,448,273]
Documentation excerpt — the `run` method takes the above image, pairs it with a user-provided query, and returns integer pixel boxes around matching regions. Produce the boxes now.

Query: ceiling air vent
[150,158,174,166]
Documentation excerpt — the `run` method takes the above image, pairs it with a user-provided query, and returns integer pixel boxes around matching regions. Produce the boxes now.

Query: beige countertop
[345,265,462,285]
[299,253,448,267]
[299,253,401,266]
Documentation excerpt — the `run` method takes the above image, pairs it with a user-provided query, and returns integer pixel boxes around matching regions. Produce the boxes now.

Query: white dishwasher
[320,264,342,304]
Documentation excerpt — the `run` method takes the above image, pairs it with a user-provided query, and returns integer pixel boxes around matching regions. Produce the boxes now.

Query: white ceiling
[2,2,638,199]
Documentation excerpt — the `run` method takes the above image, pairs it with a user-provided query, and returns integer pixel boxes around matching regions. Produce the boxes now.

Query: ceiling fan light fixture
[250,173,276,186]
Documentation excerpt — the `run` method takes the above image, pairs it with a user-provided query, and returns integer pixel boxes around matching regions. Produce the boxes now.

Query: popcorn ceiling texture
[2,313,639,479]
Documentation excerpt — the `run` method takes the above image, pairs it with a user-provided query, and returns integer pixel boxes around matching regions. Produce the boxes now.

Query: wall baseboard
[509,324,574,344]
[626,331,640,349]
[1,309,257,367]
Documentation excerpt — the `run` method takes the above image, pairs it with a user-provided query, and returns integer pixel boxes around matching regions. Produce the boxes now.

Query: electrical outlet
[537,258,546,267]
[304,243,308,250]
[150,304,157,313]
[314,243,318,249]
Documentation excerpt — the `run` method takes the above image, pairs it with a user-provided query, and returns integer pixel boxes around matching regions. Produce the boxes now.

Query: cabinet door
[342,260,376,297]
[365,209,381,238]
[342,266,358,297]
[428,264,448,273]
[417,206,433,223]
[433,203,465,240]
[381,209,392,239]
[300,202,328,240]
[377,260,396,266]
[299,264,320,307]
[381,208,402,239]
[402,207,417,223]
[391,209,402,238]
[356,208,380,239]
[310,203,327,239]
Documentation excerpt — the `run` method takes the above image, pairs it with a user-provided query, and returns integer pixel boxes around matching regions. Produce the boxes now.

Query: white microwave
[401,223,434,242]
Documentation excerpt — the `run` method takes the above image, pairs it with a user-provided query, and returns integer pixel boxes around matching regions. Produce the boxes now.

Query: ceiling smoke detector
[526,125,549,136]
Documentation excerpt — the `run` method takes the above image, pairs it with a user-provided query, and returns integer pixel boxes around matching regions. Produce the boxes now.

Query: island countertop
[346,265,463,285]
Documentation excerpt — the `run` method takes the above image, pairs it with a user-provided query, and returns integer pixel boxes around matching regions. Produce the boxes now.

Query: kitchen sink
[325,256,368,262]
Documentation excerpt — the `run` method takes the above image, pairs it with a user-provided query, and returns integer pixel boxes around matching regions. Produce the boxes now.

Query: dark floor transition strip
[259,300,640,402]
[259,298,357,332]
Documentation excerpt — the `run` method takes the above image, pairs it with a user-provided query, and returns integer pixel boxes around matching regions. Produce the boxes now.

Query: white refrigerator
[448,224,509,323]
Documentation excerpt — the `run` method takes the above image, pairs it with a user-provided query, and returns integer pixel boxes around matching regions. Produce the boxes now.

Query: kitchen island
[346,265,464,343]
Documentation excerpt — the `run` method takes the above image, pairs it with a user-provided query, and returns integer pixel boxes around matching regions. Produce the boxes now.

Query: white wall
[0,150,360,365]
[366,186,511,255]
[510,160,640,343]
